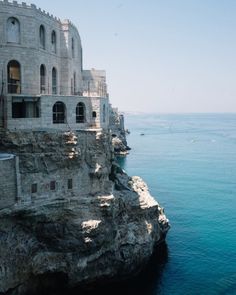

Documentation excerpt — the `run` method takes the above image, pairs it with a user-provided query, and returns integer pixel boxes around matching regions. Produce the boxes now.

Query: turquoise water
[116,113,236,295]
[52,113,236,295]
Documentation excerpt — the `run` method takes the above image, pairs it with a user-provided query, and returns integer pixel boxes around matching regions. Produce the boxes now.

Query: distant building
[0,0,109,130]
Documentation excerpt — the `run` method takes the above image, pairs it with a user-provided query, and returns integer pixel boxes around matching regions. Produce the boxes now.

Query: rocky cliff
[109,108,131,155]
[0,129,169,294]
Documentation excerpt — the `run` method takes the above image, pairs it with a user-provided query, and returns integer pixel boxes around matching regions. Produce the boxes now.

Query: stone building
[0,0,109,130]
[0,0,114,210]
[0,153,19,209]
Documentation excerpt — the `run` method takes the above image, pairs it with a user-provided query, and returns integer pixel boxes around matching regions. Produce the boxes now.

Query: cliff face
[0,129,169,294]
[109,108,130,155]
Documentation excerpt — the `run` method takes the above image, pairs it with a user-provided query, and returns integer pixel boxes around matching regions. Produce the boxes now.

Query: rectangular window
[31,183,37,194]
[68,179,73,190]
[12,97,40,118]
[50,180,56,191]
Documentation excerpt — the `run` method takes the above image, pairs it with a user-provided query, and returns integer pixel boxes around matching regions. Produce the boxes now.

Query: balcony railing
[4,82,108,98]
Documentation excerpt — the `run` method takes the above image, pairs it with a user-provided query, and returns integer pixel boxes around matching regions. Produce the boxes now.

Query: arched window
[72,38,75,58]
[53,101,66,123]
[92,111,97,118]
[40,64,46,93]
[103,104,106,123]
[7,17,20,43]
[7,60,21,94]
[51,30,56,53]
[39,25,45,49]
[76,102,86,123]
[52,67,57,94]
[73,72,76,94]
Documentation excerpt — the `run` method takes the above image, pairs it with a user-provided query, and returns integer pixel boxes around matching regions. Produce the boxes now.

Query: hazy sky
[27,0,236,113]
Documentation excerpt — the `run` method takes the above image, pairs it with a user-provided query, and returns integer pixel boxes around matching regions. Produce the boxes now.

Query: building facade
[0,0,109,130]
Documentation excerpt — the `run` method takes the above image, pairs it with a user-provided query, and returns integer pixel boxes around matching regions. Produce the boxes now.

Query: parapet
[0,0,61,22]
[0,0,83,37]
[83,69,106,80]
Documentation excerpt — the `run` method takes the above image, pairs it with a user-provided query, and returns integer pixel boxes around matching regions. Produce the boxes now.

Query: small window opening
[92,111,97,118]
[68,179,73,190]
[72,38,75,58]
[51,30,56,53]
[73,72,76,94]
[50,180,56,191]
[52,67,57,94]
[103,104,106,123]
[40,64,46,93]
[31,183,37,194]
[39,25,46,49]
[71,78,73,95]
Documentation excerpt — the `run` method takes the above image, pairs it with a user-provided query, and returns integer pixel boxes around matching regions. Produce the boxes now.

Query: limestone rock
[109,108,131,155]
[0,129,169,294]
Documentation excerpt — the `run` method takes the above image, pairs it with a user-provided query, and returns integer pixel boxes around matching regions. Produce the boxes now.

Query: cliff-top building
[0,0,113,209]
[0,0,109,131]
[0,3,170,292]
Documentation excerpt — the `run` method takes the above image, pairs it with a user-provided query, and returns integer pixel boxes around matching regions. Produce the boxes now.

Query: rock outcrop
[0,128,169,294]
[109,108,130,155]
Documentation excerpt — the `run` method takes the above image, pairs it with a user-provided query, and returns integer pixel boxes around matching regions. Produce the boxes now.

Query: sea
[115,113,236,295]
[59,113,236,295]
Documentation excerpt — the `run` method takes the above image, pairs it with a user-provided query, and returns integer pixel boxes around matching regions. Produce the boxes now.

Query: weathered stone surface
[0,176,169,294]
[109,108,131,155]
[0,129,169,294]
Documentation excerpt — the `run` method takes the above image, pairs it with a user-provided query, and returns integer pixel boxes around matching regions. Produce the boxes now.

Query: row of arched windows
[7,60,81,95]
[39,25,57,53]
[40,64,57,94]
[52,102,106,125]
[53,101,86,124]
[6,16,57,53]
[7,60,58,94]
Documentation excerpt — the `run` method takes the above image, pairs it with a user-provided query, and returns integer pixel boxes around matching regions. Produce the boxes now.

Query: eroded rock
[0,129,169,294]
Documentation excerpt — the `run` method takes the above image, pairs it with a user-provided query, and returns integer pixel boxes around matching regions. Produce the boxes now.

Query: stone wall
[0,0,83,96]
[5,95,110,130]
[0,113,170,295]
[0,130,113,204]
[0,1,109,132]
[0,154,17,209]
[109,107,130,155]
[82,69,108,97]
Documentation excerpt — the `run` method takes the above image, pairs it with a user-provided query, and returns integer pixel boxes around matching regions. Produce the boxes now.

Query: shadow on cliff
[115,155,127,169]
[68,242,169,295]
[23,243,168,295]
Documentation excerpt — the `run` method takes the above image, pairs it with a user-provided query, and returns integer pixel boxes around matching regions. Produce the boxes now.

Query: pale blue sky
[27,0,236,113]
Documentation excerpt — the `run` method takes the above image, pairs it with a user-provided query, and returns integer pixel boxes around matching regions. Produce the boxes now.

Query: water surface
[54,113,236,295]
[117,113,236,295]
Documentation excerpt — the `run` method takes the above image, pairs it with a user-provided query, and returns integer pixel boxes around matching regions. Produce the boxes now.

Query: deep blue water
[53,113,236,295]
[116,113,236,295]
